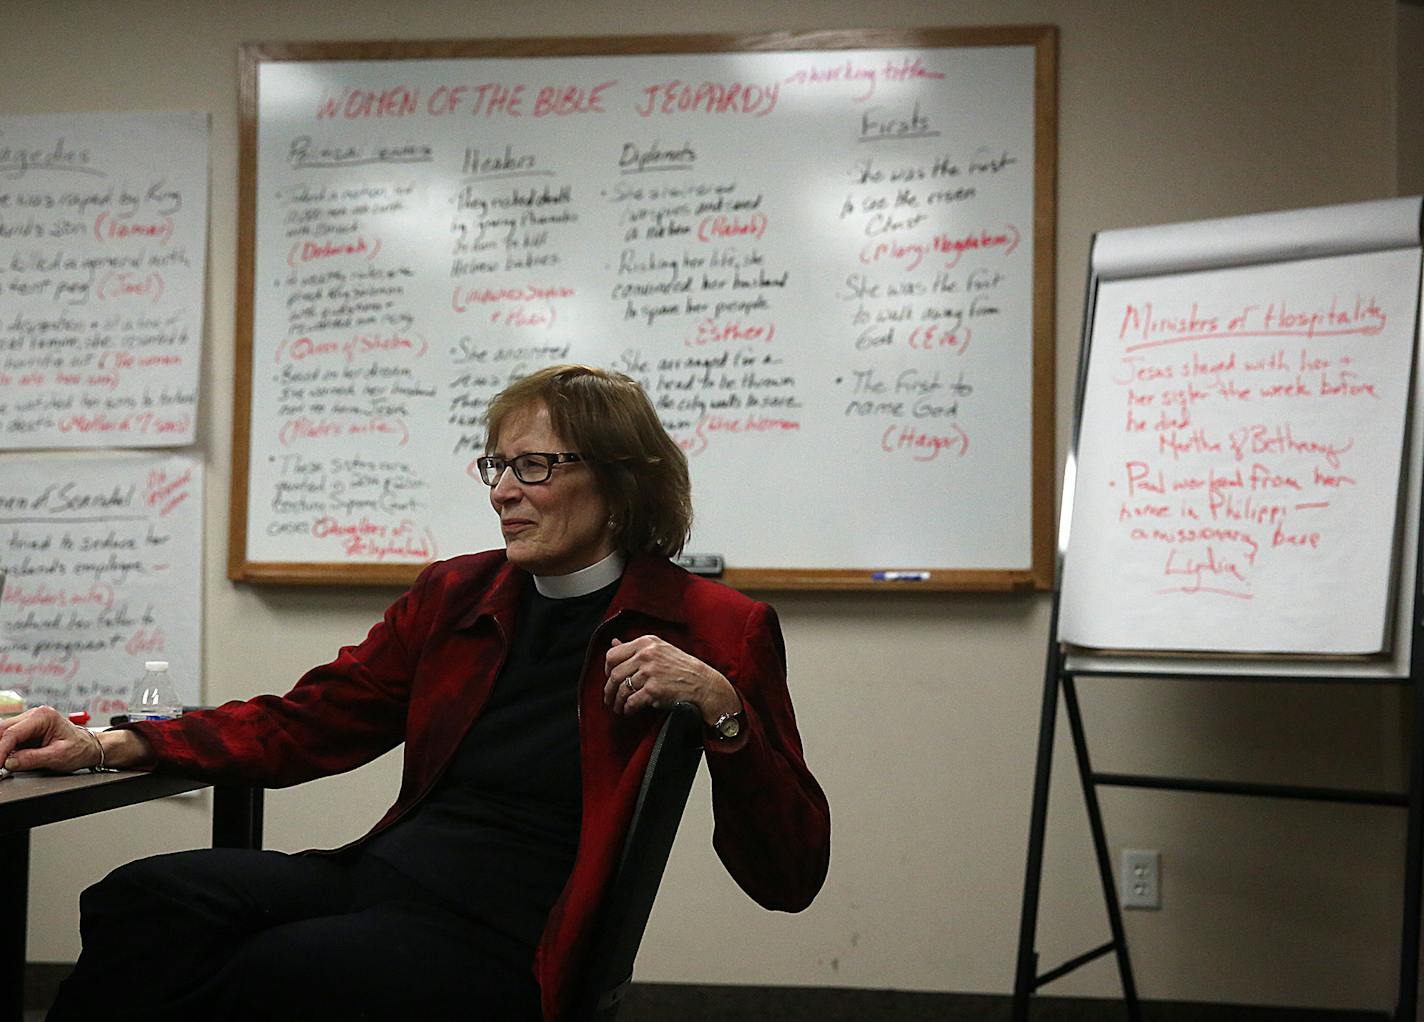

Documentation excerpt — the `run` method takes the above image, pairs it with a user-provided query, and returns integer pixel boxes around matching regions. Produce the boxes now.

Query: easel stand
[1011,590,1424,1020]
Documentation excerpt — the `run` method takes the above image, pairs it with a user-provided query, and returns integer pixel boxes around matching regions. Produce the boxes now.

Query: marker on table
[872,570,931,582]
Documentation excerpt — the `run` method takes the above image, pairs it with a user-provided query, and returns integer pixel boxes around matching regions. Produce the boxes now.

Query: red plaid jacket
[128,551,830,1021]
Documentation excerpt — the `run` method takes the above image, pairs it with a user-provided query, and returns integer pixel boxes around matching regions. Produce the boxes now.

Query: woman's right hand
[0,706,102,773]
[0,706,154,774]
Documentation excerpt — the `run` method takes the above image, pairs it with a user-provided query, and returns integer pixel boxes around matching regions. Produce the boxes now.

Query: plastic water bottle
[129,661,183,721]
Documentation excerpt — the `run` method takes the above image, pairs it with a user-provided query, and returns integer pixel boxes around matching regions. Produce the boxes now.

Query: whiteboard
[228,29,1057,590]
[1059,197,1424,656]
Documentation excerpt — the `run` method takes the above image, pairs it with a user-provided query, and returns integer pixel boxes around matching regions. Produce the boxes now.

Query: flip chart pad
[229,29,1056,589]
[0,453,203,715]
[1060,199,1424,655]
[0,112,209,448]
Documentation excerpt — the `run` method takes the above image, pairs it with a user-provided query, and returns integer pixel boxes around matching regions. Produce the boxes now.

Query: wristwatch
[709,710,743,740]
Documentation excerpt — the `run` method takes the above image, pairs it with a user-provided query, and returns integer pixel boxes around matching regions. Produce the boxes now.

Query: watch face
[717,714,741,739]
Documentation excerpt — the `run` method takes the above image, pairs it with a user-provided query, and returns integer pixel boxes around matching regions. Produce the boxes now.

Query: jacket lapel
[602,553,690,628]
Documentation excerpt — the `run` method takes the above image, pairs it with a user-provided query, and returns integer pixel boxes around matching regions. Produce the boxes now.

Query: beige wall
[1402,4,1424,197]
[3,0,1418,1011]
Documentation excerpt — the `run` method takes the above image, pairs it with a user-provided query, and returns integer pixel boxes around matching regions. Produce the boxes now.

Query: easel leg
[1062,677,1142,1021]
[1398,676,1424,1022]
[1012,652,1063,1021]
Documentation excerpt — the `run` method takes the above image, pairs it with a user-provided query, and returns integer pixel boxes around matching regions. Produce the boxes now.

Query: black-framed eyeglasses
[475,452,583,486]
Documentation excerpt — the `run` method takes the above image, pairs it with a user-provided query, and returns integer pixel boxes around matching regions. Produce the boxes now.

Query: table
[0,770,264,1022]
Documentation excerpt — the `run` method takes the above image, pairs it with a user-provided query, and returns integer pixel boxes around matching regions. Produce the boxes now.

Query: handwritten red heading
[1117,296,1386,353]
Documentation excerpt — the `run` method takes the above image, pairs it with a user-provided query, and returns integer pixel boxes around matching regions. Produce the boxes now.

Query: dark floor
[22,969,1393,1021]
[618,984,1384,1022]
[615,985,1388,1022]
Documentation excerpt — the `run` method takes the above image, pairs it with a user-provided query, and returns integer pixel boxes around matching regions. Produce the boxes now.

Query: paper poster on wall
[0,112,209,448]
[1059,246,1423,654]
[0,453,202,715]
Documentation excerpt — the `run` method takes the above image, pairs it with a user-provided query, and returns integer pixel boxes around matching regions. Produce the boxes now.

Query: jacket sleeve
[704,602,830,912]
[123,565,438,788]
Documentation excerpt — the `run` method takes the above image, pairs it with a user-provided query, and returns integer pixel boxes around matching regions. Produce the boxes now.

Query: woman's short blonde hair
[485,364,693,558]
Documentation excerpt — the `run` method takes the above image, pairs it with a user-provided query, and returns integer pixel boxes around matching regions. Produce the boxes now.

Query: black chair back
[570,701,705,1021]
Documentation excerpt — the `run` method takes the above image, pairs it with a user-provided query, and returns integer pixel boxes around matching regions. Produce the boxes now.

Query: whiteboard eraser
[675,554,724,577]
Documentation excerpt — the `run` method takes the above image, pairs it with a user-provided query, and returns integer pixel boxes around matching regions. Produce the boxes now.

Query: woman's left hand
[603,635,741,725]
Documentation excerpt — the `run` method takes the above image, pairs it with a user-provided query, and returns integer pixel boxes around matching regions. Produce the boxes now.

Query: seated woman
[0,364,830,1022]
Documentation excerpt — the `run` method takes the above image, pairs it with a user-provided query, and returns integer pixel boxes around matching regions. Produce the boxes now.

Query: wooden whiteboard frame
[228,27,1058,590]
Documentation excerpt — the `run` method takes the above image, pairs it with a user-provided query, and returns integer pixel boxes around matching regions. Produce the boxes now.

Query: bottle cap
[144,661,169,672]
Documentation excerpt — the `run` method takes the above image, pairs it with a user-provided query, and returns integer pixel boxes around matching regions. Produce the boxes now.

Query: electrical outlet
[1120,849,1160,909]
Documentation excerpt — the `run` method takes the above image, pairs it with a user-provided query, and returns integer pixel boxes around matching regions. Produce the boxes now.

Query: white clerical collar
[533,549,626,599]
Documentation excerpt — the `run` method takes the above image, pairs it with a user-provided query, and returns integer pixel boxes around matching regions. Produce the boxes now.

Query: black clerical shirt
[366,575,619,963]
